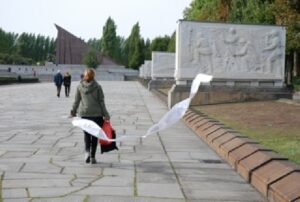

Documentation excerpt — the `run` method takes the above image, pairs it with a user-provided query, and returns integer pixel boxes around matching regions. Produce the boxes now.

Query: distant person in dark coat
[63,72,71,97]
[53,70,63,97]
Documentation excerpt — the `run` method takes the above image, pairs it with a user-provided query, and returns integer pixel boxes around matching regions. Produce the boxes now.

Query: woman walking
[70,68,110,164]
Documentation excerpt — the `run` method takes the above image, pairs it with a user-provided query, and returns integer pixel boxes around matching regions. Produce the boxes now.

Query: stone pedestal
[168,84,292,108]
[293,92,300,101]
[148,79,175,90]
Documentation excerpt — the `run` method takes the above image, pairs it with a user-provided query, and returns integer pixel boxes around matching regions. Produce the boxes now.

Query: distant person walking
[53,70,63,97]
[63,72,71,97]
[70,68,110,164]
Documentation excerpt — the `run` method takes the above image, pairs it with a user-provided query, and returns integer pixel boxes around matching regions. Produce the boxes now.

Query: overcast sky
[0,0,192,41]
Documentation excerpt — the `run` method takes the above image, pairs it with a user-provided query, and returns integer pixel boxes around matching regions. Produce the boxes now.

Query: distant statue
[263,30,282,75]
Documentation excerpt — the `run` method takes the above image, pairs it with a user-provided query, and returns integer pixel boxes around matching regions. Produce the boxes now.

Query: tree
[143,38,152,60]
[183,0,220,21]
[167,31,176,52]
[125,23,144,69]
[151,35,170,51]
[114,36,126,64]
[0,29,18,54]
[101,17,118,59]
[88,38,102,51]
[84,49,100,69]
[228,0,275,24]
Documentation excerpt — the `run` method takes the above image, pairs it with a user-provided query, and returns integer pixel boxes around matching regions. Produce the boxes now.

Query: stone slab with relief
[175,20,286,86]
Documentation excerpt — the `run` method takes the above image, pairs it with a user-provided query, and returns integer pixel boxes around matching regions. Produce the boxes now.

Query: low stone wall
[182,110,300,202]
[147,79,175,90]
[0,64,138,82]
[168,84,292,108]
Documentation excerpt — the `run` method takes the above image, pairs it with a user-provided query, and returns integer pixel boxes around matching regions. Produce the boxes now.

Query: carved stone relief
[175,21,286,81]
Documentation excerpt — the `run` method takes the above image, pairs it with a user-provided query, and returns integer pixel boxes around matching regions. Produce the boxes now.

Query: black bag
[100,130,119,154]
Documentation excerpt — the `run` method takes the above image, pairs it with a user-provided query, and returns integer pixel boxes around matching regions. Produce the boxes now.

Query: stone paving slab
[0,81,267,201]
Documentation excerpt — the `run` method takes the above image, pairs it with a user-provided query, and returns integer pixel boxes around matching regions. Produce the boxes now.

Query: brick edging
[182,109,300,202]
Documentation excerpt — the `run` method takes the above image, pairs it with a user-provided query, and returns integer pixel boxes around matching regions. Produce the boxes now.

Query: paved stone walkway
[0,81,267,202]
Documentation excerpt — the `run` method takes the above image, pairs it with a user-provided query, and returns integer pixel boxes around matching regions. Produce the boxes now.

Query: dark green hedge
[0,76,39,85]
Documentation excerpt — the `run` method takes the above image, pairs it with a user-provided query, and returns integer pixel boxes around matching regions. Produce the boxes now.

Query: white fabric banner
[72,73,213,141]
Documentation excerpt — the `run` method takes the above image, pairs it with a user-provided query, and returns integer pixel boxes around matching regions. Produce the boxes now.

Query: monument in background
[0,25,138,81]
[148,51,175,90]
[55,24,117,65]
[151,52,175,79]
[168,20,291,107]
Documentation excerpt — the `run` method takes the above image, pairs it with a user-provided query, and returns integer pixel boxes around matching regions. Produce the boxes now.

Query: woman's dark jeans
[82,116,104,158]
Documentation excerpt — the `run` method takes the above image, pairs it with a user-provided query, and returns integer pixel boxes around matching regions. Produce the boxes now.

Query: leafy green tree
[125,23,144,69]
[0,29,18,54]
[151,35,170,51]
[143,38,152,60]
[184,0,219,21]
[272,0,300,52]
[88,38,102,51]
[114,36,126,64]
[84,49,100,69]
[228,0,275,24]
[167,31,176,52]
[101,17,118,59]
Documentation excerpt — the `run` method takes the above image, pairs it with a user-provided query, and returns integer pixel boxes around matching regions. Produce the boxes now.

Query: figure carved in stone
[233,38,250,72]
[223,28,240,71]
[192,33,213,73]
[262,30,282,75]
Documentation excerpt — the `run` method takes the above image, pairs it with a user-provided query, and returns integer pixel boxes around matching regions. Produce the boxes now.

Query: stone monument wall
[151,51,175,79]
[175,21,286,87]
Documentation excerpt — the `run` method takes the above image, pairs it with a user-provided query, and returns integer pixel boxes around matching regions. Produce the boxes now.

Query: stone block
[186,114,199,123]
[206,128,231,143]
[183,110,193,119]
[219,137,257,159]
[251,160,300,196]
[188,115,204,125]
[195,120,217,134]
[228,143,269,168]
[188,116,207,129]
[200,124,224,140]
[237,151,287,182]
[268,172,300,202]
[191,117,209,131]
[151,51,175,79]
[211,132,240,151]
[184,112,197,122]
